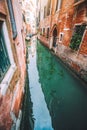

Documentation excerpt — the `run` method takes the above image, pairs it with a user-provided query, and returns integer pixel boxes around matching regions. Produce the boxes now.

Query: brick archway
[50,24,58,36]
[51,25,58,47]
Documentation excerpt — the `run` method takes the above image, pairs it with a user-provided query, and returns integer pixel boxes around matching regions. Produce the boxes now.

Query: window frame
[69,24,86,51]
[56,0,62,12]
[0,23,11,82]
[59,32,64,43]
[47,27,50,38]
[0,21,16,95]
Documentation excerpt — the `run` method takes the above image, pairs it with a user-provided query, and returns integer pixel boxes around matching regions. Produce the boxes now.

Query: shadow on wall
[20,70,34,130]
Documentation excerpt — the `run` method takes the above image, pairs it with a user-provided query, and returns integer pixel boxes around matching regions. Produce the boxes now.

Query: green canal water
[36,40,87,130]
[21,38,87,130]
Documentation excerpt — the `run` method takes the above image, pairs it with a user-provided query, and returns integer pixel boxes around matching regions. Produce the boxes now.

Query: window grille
[0,23,10,82]
[70,25,86,50]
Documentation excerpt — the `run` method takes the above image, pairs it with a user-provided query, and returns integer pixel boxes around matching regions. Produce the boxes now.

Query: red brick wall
[0,0,6,15]
[63,30,72,46]
[71,62,80,72]
[0,0,26,129]
[38,0,87,82]
[79,30,87,55]
[74,2,87,55]
[40,0,87,53]
[75,3,86,24]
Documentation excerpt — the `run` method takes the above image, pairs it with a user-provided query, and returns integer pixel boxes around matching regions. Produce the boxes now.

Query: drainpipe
[7,0,17,40]
[49,0,53,49]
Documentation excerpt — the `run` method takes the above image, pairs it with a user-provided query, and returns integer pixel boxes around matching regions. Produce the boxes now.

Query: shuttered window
[0,23,10,82]
[70,25,86,50]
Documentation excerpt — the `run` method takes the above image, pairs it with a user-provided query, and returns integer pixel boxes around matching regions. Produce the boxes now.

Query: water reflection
[28,37,53,130]
[37,40,87,130]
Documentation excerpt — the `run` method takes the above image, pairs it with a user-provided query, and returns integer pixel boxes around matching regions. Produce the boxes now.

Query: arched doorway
[52,27,57,47]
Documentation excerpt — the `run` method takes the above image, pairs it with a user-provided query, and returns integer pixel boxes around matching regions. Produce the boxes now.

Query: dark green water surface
[36,40,87,130]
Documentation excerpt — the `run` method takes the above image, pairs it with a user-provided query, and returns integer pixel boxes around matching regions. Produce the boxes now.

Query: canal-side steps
[38,36,87,86]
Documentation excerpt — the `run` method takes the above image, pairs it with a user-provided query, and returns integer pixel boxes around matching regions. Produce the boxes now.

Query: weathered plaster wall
[0,0,26,129]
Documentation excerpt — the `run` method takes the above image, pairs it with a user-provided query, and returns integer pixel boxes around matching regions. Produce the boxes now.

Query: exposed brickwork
[79,30,87,55]
[0,0,26,129]
[38,0,87,82]
[0,0,6,15]
[63,30,72,46]
[39,35,49,47]
[71,62,81,72]
[0,93,13,130]
[75,3,86,24]
[11,82,23,117]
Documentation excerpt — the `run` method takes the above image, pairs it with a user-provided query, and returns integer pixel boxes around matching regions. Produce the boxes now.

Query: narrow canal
[26,37,87,130]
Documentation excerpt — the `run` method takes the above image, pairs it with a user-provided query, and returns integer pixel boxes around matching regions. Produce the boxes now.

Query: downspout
[7,0,17,40]
[49,0,53,49]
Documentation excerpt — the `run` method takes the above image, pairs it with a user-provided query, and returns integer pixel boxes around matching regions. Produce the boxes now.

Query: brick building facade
[0,0,26,129]
[38,0,87,82]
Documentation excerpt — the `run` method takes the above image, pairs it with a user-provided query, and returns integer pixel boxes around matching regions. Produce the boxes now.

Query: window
[47,28,50,38]
[47,0,51,16]
[40,28,42,35]
[43,28,45,35]
[56,0,62,11]
[59,33,64,42]
[0,22,10,82]
[44,6,47,18]
[22,14,26,22]
[41,28,43,35]
[39,11,40,22]
[0,21,16,95]
[56,0,58,11]
[70,25,86,50]
[26,18,30,22]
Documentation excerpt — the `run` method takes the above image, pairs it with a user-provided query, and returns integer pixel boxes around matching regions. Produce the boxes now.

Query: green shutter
[0,27,10,82]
